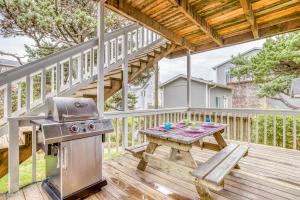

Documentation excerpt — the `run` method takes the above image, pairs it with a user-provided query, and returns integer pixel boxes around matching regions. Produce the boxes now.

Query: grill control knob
[70,125,79,133]
[88,122,95,130]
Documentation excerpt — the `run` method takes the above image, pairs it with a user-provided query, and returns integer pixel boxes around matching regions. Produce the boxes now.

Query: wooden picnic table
[130,123,248,200]
[137,123,229,171]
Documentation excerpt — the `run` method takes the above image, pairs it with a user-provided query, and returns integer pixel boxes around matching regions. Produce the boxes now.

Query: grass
[0,148,122,193]
[0,150,46,193]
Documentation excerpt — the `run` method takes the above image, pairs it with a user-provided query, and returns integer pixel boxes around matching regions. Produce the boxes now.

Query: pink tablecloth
[151,123,222,138]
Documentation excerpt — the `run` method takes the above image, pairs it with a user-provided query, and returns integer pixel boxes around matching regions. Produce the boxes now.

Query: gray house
[129,75,162,110]
[213,48,300,109]
[160,74,232,108]
[214,47,261,85]
[0,58,20,73]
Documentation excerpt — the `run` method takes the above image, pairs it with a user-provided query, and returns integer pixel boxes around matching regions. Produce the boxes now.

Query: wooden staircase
[0,39,177,180]
[75,41,176,100]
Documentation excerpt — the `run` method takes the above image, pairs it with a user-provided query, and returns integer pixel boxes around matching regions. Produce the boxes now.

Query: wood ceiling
[106,0,300,58]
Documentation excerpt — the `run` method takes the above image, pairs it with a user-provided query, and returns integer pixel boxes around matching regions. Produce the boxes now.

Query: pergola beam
[106,0,197,51]
[239,0,259,38]
[167,17,300,58]
[167,0,223,46]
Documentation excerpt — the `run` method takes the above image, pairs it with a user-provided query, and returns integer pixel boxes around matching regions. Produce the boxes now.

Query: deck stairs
[0,24,175,179]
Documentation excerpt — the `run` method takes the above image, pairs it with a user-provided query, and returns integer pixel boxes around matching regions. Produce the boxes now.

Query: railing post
[41,68,46,103]
[4,83,12,119]
[26,75,31,111]
[141,28,145,47]
[69,58,73,89]
[32,125,37,182]
[187,50,191,120]
[293,113,297,149]
[122,30,129,149]
[8,118,19,193]
[56,62,61,95]
[97,2,105,118]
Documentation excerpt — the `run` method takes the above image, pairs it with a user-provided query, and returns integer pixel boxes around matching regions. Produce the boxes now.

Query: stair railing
[0,24,163,135]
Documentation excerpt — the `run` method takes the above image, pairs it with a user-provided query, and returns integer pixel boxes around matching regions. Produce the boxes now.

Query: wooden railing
[4,107,300,193]
[0,23,162,133]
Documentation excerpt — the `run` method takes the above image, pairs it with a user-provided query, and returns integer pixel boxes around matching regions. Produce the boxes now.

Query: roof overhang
[105,0,300,58]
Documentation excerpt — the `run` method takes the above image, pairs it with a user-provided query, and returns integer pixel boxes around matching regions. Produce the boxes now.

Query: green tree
[105,90,137,111]
[230,31,300,109]
[0,0,140,109]
[0,0,129,61]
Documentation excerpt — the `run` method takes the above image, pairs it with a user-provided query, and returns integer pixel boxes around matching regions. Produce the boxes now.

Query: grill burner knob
[70,125,79,133]
[88,122,95,130]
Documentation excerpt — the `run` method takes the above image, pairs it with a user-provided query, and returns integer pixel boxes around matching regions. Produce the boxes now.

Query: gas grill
[32,97,113,200]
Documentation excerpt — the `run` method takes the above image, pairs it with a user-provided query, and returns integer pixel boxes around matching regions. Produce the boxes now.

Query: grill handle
[62,147,68,170]
[62,114,98,121]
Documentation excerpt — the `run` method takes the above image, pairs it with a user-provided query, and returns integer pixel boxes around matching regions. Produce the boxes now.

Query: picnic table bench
[126,123,248,200]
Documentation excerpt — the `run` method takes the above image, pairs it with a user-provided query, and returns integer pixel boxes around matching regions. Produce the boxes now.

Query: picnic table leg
[137,142,158,171]
[194,178,213,200]
[213,131,241,169]
[180,150,197,169]
[169,148,179,161]
[213,131,227,149]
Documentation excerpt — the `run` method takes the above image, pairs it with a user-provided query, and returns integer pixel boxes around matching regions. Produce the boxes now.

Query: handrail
[0,23,163,126]
[189,107,300,115]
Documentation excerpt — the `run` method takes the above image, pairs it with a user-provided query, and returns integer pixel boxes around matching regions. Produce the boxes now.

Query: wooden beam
[167,0,223,46]
[168,17,300,58]
[105,0,197,51]
[239,0,259,38]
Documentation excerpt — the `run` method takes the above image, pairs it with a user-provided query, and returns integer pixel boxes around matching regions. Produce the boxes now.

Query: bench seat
[125,143,148,158]
[192,143,248,199]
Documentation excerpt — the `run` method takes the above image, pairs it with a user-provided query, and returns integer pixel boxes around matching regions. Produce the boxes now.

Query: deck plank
[6,190,25,200]
[22,184,44,200]
[1,143,299,200]
[0,194,6,200]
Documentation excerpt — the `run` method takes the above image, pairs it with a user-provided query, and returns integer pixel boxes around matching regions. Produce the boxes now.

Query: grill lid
[47,97,99,122]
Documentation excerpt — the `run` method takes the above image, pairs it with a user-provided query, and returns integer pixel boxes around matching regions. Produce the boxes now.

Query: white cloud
[159,39,265,83]
[0,36,34,60]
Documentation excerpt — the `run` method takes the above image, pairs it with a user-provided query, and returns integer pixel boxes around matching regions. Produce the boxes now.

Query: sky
[0,35,266,83]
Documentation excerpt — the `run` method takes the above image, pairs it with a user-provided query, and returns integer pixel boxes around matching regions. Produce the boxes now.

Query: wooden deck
[1,141,300,200]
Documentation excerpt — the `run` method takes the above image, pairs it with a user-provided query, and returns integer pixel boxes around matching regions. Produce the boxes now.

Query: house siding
[162,77,232,108]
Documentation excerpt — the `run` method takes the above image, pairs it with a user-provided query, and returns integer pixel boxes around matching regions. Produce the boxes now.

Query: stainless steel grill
[32,97,113,200]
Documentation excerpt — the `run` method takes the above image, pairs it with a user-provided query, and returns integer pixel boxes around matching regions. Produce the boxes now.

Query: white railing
[189,107,300,150]
[6,107,188,193]
[0,24,163,133]
[4,106,300,193]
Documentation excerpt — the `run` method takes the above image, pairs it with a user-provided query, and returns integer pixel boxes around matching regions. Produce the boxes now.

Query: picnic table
[137,123,229,170]
[127,122,248,200]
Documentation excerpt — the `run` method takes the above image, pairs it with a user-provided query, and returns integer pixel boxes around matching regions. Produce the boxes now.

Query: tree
[0,0,129,60]
[230,31,300,109]
[0,0,140,109]
[105,90,137,111]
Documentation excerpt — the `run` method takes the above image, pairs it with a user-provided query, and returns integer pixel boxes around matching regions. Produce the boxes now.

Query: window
[216,96,221,108]
[223,96,228,108]
[225,68,231,83]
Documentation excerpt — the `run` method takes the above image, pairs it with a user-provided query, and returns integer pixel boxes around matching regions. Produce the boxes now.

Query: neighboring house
[160,74,232,108]
[0,58,20,73]
[291,79,300,98]
[213,48,300,109]
[129,75,162,110]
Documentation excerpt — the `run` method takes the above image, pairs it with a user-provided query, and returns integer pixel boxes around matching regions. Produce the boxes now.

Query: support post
[122,29,129,149]
[8,118,19,193]
[97,2,105,118]
[154,62,159,109]
[187,50,191,119]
